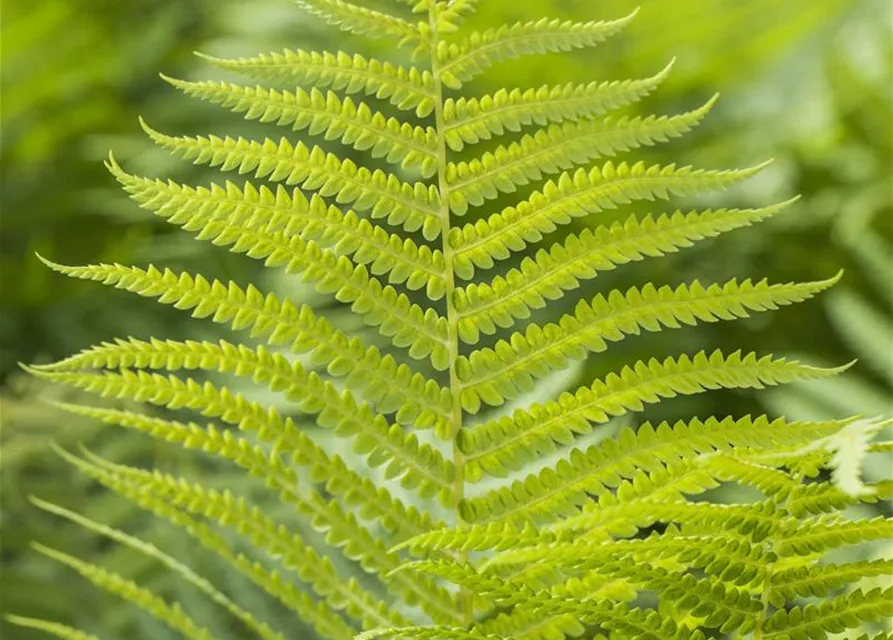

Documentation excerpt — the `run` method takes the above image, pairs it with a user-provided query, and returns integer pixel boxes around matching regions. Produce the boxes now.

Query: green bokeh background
[1,0,891,638]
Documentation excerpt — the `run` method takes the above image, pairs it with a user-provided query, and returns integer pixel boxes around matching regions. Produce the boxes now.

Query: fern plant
[12,1,893,639]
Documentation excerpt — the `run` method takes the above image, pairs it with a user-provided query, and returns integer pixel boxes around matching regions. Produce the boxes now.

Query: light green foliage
[13,1,891,640]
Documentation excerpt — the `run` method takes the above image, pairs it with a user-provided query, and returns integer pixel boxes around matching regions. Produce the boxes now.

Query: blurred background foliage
[1,0,890,637]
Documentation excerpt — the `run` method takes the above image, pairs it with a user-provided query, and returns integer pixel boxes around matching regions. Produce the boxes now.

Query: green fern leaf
[37,258,451,370]
[5,616,102,640]
[162,77,438,175]
[454,201,798,338]
[139,123,444,236]
[197,49,437,117]
[461,416,858,524]
[459,350,844,480]
[437,12,638,86]
[34,544,214,640]
[449,159,770,273]
[31,498,286,640]
[295,0,422,44]
[447,94,715,211]
[762,587,893,639]
[456,275,843,410]
[441,62,674,154]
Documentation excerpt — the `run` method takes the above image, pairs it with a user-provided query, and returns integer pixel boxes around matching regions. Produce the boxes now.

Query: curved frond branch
[51,401,438,539]
[139,124,444,238]
[438,11,637,86]
[30,498,285,640]
[32,360,454,506]
[768,559,893,606]
[197,49,436,117]
[295,0,423,44]
[5,617,101,640]
[447,92,713,213]
[450,159,771,272]
[457,274,842,411]
[454,201,795,338]
[762,588,893,639]
[60,452,386,636]
[441,62,674,156]
[37,257,452,430]
[34,544,214,640]
[461,416,858,524]
[162,77,438,174]
[78,452,461,625]
[459,350,846,481]
[37,258,450,370]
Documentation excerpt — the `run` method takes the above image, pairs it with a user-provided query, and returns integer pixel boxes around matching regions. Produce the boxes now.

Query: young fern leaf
[24,1,891,639]
[5,616,101,640]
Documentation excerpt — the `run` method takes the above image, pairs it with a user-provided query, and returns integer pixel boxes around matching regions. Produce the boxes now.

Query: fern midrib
[429,4,473,627]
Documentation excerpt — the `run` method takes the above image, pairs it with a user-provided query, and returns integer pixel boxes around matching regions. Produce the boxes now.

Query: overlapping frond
[461,415,858,524]
[456,275,843,410]
[458,350,846,480]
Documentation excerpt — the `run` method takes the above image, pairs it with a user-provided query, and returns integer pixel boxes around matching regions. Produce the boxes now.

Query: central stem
[428,3,473,626]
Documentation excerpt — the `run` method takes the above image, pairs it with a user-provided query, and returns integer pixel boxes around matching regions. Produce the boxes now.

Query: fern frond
[30,498,285,640]
[768,559,893,606]
[461,416,857,524]
[777,515,893,556]
[163,78,438,174]
[112,156,445,283]
[447,94,714,212]
[60,451,380,636]
[37,255,451,432]
[437,11,637,86]
[138,125,443,236]
[294,0,422,44]
[433,0,479,33]
[441,63,673,154]
[37,258,450,370]
[50,401,436,538]
[33,358,454,505]
[450,160,770,267]
[72,450,460,625]
[454,201,798,338]
[456,275,842,410]
[197,49,437,117]
[459,350,841,480]
[5,616,102,640]
[34,544,214,640]
[762,587,893,639]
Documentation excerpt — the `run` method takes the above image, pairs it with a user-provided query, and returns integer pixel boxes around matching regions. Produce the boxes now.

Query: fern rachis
[12,1,892,639]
